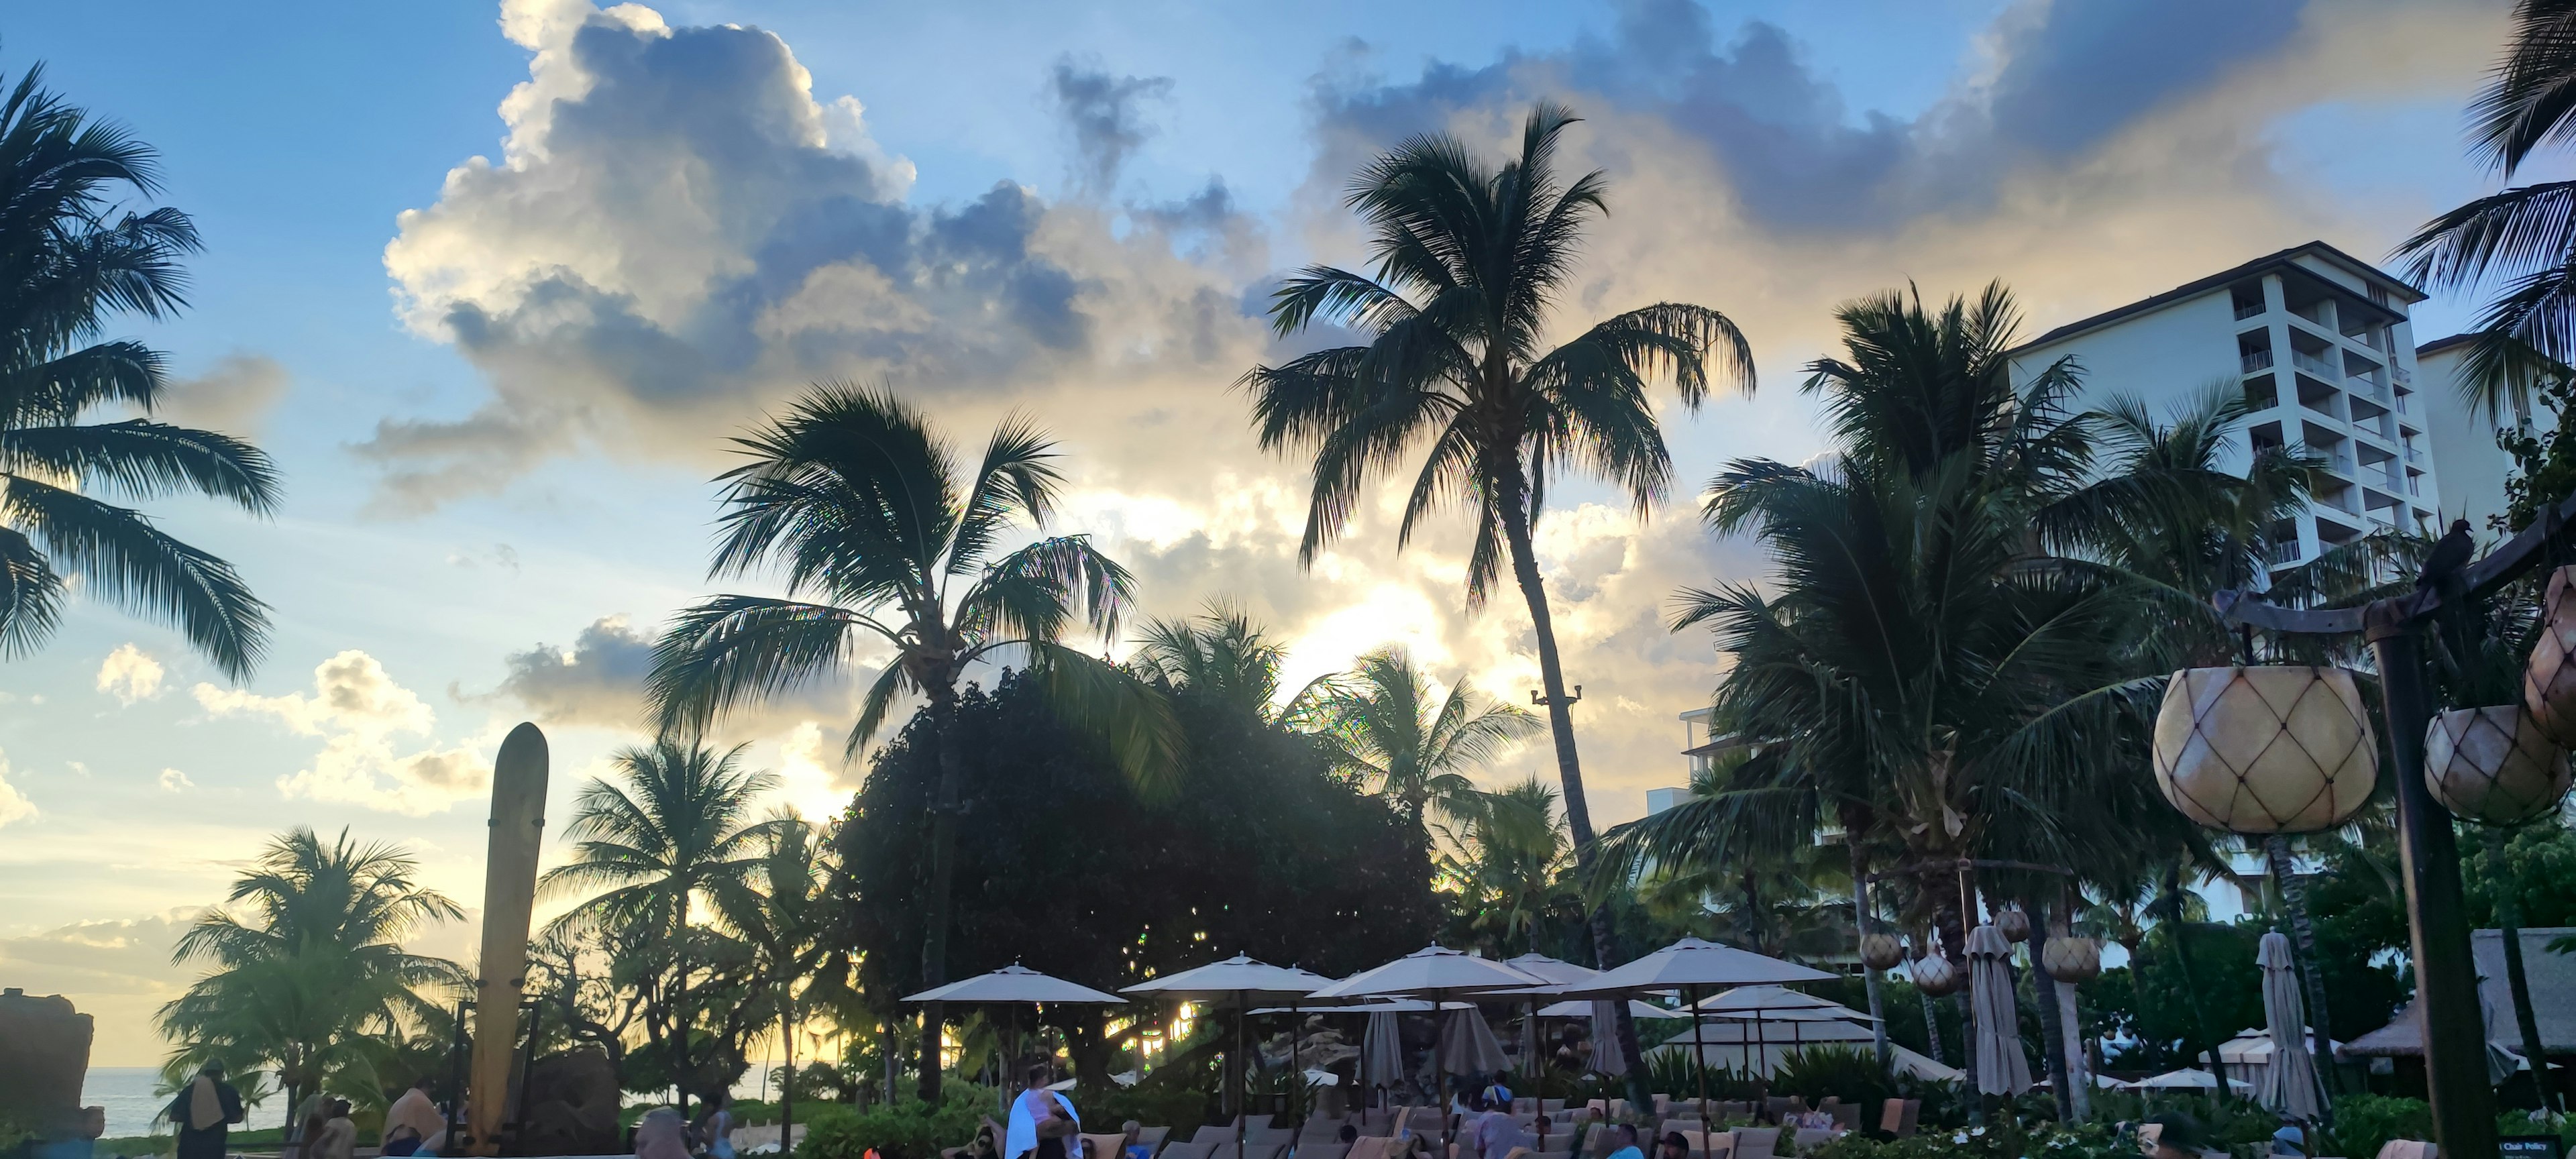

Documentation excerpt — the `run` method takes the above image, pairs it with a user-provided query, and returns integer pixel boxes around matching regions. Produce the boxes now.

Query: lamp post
[2204,489,2576,1157]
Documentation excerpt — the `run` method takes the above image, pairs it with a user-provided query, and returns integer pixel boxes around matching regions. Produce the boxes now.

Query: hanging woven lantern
[2525,566,2576,746]
[1910,952,1961,997]
[2039,936,2101,983]
[2151,665,2377,833]
[1860,932,1906,971]
[1996,905,2032,944]
[2423,706,2575,826]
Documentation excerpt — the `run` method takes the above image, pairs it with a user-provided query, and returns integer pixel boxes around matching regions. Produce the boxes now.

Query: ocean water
[83,1068,274,1139]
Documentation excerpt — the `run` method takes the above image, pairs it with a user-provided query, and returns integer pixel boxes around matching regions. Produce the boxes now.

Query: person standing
[696,1093,739,1159]
[164,1061,246,1159]
[1006,1063,1080,1159]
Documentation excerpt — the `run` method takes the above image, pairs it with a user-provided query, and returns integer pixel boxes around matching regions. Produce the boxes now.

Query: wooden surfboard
[467,722,549,1155]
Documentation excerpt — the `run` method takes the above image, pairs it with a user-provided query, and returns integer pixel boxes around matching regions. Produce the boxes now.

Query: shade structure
[905,963,1128,1005]
[1559,938,1835,1120]
[1693,985,1882,1022]
[2255,932,2327,1119]
[1439,1007,1511,1074]
[1311,946,1546,1143]
[1966,924,2032,1097]
[1123,955,1334,1136]
[1535,998,1686,1019]
[2133,1068,2251,1091]
[1497,953,1598,1085]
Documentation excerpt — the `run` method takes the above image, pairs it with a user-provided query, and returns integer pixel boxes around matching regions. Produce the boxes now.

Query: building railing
[2242,349,2275,374]
[2394,365,2412,386]
[2404,445,2422,464]
[2269,539,2303,565]
[2235,300,2265,321]
[2292,350,2338,377]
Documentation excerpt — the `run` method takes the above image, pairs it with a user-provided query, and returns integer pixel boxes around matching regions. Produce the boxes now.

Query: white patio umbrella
[1556,937,1833,1119]
[1692,985,1882,1077]
[1250,999,1472,1107]
[1441,1007,1513,1074]
[1534,999,1687,1019]
[1502,952,1598,1087]
[2133,1068,2251,1092]
[1965,924,2031,1097]
[2255,932,2327,1119]
[1122,954,1334,1138]
[1309,946,1549,1147]
[904,964,1127,1113]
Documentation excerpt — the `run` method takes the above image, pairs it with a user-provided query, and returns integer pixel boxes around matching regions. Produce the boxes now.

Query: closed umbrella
[1364,1010,1406,1093]
[2255,932,2327,1119]
[1440,1007,1511,1074]
[1589,1001,1631,1077]
[1966,924,2031,1097]
[1557,937,1833,1120]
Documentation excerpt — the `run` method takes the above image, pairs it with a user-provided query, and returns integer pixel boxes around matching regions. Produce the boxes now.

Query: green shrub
[2315,1094,2431,1159]
[1802,1121,2129,1159]
[1771,1046,1894,1111]
[802,1082,996,1159]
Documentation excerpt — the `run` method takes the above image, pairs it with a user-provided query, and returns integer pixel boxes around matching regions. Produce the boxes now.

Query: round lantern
[1996,905,2032,944]
[2524,566,2576,745]
[1860,932,1906,972]
[2039,936,2101,983]
[2152,665,2377,833]
[1910,952,1961,997]
[2423,706,2574,826]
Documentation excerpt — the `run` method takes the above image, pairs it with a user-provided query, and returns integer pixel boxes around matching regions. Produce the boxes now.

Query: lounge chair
[1140,1129,1174,1150]
[1195,1127,1238,1146]
[1302,1145,1352,1159]
[1083,1133,1129,1159]
[1727,1129,1778,1159]
[1161,1144,1215,1159]
[1792,1130,1834,1153]
[1827,1105,1858,1132]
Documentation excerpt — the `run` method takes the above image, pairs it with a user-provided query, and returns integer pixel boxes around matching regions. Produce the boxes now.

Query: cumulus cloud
[96,643,164,705]
[481,614,860,740]
[0,748,35,828]
[195,651,490,815]
[158,768,194,793]
[154,353,291,437]
[1049,57,1173,194]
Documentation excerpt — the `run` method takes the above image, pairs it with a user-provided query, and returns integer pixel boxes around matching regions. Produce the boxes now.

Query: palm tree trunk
[1847,833,1891,1070]
[2487,827,2559,1112]
[2264,836,2341,1098]
[918,683,966,1102]
[2031,937,2073,1121]
[781,993,797,1156]
[1491,469,1647,1110]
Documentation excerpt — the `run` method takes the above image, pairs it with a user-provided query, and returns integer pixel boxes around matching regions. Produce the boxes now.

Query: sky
[0,0,2531,1067]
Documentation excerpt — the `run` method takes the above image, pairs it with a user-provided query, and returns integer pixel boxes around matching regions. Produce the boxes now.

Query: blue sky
[0,0,2526,1066]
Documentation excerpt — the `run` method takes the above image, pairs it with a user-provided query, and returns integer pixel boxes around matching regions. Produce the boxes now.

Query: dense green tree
[158,828,465,1127]
[842,667,1441,1082]
[712,816,855,1144]
[1241,104,1754,1091]
[0,62,278,677]
[646,383,1176,1100]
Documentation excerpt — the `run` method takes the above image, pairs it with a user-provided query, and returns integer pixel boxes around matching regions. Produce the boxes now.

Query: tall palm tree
[1131,603,1302,722]
[710,815,854,1150]
[1296,645,1540,826]
[0,62,278,678]
[646,382,1177,1099]
[159,828,464,1125]
[541,739,782,1110]
[1242,104,1753,1079]
[1434,777,1572,954]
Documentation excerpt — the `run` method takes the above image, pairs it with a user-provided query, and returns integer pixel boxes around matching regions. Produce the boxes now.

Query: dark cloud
[1049,58,1175,194]
[1987,0,2307,154]
[482,614,857,737]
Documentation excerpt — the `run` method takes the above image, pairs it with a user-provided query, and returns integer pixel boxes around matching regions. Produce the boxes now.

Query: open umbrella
[1534,999,1686,1019]
[1557,937,1833,1120]
[1122,955,1334,1138]
[904,964,1127,1114]
[2133,1068,2251,1092]
[2255,932,2327,1119]
[1501,953,1597,1087]
[1966,924,2031,1097]
[1309,946,1548,1147]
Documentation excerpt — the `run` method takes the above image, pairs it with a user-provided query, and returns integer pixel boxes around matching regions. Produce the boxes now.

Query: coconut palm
[1242,105,1752,1074]
[646,382,1177,1099]
[710,815,853,1148]
[1131,603,1305,722]
[541,739,782,1109]
[1434,777,1572,954]
[0,62,278,677]
[158,828,464,1125]
[1296,645,1540,826]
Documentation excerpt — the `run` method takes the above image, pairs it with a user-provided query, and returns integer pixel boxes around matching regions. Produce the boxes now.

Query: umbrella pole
[1237,995,1248,1146]
[1292,999,1303,1133]
[1690,986,1707,1125]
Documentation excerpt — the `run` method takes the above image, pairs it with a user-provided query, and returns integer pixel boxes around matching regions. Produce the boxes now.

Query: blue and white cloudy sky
[0,0,2530,1064]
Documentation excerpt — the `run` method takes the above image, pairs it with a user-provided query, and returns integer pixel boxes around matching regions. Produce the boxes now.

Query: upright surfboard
[468,722,549,1155]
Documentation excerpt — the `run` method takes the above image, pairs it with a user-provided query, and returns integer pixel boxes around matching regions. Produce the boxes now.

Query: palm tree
[1131,603,1305,722]
[1434,777,1572,954]
[158,828,464,1125]
[1296,645,1540,826]
[541,739,782,1111]
[0,62,278,678]
[1242,104,1752,1080]
[2394,0,2576,405]
[647,382,1177,1099]
[710,816,855,1150]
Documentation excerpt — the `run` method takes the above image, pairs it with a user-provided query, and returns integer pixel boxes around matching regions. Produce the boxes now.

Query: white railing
[2404,445,2422,464]
[2235,300,2265,321]
[2394,366,2412,386]
[2269,540,2302,565]
[2242,349,2275,374]
[2293,350,2338,377]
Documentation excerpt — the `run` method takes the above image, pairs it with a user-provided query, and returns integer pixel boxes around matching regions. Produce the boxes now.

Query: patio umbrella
[1363,1009,1406,1093]
[1965,924,2031,1097]
[1122,954,1334,1139]
[1533,999,1686,1019]
[1502,953,1597,1087]
[1309,946,1548,1147]
[1557,937,1833,1120]
[1693,986,1881,1077]
[2255,932,2327,1119]
[1440,1007,1512,1074]
[2133,1068,2251,1091]
[904,964,1127,1114]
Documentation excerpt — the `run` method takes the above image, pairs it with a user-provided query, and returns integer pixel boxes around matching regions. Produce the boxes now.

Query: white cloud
[0,748,36,828]
[95,644,165,705]
[195,651,490,816]
[157,769,194,793]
